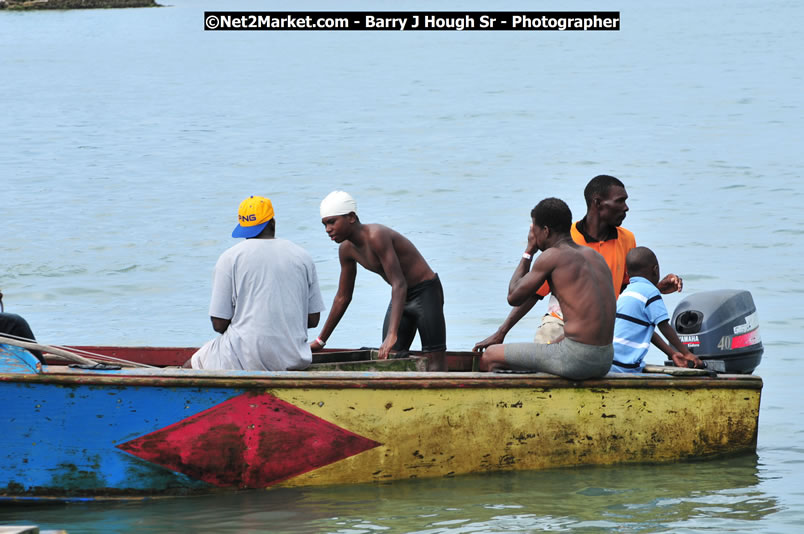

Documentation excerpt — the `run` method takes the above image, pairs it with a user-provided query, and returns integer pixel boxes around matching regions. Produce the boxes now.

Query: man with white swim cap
[313,191,447,371]
[319,190,357,220]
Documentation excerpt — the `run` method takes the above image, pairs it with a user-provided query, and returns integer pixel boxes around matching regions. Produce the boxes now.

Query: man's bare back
[530,243,615,346]
[479,197,615,379]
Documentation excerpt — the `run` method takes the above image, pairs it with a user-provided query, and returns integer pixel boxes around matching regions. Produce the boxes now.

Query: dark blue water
[1,0,803,531]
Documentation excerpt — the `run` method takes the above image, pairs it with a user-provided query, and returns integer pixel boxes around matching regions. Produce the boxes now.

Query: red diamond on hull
[117,392,381,488]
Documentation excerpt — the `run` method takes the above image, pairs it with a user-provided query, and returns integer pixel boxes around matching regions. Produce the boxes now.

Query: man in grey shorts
[478,198,616,380]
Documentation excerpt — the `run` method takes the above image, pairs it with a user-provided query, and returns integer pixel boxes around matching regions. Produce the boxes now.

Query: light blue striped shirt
[610,276,669,373]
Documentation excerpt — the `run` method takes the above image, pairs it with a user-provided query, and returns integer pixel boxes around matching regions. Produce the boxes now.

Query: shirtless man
[478,198,615,379]
[474,175,683,352]
[311,191,447,371]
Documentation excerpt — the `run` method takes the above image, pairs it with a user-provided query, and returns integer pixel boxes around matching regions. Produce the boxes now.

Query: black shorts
[382,274,446,352]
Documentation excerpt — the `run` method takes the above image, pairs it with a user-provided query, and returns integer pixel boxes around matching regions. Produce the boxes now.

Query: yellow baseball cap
[232,196,275,238]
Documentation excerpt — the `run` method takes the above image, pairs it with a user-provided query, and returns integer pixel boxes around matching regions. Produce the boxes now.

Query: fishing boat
[0,339,761,502]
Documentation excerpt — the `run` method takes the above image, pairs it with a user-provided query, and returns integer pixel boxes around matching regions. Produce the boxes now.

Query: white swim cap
[320,190,357,218]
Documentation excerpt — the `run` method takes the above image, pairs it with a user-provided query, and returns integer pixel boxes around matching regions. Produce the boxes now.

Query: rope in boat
[47,344,156,368]
[0,293,154,368]
[0,334,154,369]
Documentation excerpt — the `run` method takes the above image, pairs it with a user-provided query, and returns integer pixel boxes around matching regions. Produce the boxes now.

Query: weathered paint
[0,344,39,374]
[1,377,231,496]
[270,384,760,487]
[0,343,762,501]
[117,392,380,488]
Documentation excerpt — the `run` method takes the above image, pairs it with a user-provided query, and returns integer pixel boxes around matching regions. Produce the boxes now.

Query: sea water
[1,1,803,532]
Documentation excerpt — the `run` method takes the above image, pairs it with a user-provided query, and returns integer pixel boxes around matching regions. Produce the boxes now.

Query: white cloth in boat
[191,238,325,371]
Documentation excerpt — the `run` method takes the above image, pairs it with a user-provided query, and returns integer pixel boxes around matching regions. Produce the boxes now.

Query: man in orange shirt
[474,175,683,351]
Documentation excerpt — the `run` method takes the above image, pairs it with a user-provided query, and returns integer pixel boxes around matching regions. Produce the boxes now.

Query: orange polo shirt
[536,218,636,298]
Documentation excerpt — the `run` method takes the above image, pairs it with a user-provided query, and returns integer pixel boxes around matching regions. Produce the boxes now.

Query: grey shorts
[504,337,613,380]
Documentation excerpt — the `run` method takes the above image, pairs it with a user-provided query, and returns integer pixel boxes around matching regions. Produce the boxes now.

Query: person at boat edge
[473,174,684,353]
[0,289,45,363]
[478,198,615,379]
[186,195,325,371]
[610,247,703,373]
[312,190,447,371]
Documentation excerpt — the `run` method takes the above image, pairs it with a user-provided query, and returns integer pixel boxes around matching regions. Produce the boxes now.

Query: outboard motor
[671,289,763,374]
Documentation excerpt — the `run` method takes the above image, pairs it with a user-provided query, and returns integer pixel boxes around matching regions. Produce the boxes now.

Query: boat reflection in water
[241,453,776,532]
[0,454,775,532]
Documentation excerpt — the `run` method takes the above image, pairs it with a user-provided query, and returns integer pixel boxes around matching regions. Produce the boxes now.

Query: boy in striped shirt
[611,247,703,373]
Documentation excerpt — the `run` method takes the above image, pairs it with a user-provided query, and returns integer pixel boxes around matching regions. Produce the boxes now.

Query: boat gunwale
[0,367,763,390]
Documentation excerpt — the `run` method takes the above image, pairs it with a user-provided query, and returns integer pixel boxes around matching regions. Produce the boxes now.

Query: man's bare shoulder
[539,242,600,269]
[533,246,566,268]
[542,241,583,258]
[535,246,561,261]
[578,243,603,258]
[574,244,605,263]
[363,224,397,246]
[338,240,358,259]
[363,223,394,235]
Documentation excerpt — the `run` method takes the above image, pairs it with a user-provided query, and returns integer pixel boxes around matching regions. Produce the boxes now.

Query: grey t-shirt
[191,238,325,371]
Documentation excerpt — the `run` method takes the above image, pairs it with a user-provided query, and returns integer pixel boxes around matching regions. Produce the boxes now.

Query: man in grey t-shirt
[189,196,325,371]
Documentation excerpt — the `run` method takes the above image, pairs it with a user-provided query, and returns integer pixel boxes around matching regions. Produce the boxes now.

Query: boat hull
[0,344,761,501]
